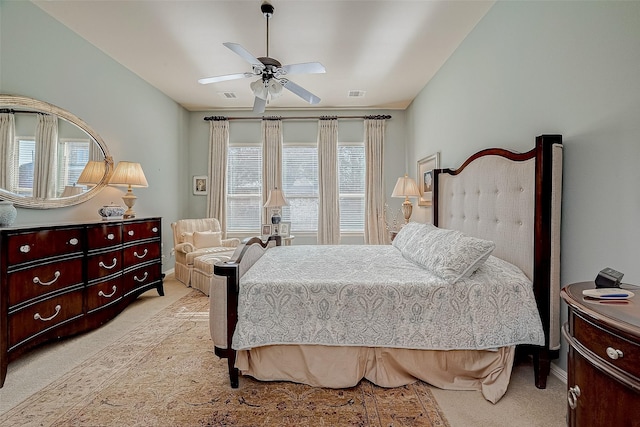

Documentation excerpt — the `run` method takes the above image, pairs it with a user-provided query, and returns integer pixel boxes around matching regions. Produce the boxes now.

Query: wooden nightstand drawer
[8,289,84,348]
[86,223,122,250]
[6,227,83,265]
[574,313,640,378]
[123,219,161,243]
[8,257,84,306]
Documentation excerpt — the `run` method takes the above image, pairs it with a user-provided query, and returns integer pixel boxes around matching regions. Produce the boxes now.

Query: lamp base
[401,199,413,224]
[122,190,137,219]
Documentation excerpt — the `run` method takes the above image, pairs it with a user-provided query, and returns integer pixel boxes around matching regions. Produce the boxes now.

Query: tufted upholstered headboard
[433,134,563,388]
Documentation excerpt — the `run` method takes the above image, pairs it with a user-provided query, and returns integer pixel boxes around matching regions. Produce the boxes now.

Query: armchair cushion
[193,231,223,249]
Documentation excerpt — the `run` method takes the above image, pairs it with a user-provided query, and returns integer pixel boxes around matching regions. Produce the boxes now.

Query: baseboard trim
[550,362,567,384]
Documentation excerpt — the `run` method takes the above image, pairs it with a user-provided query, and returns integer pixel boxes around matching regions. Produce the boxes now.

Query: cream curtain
[207,119,229,235]
[0,113,17,192]
[261,119,283,223]
[364,118,386,244]
[317,118,340,244]
[33,114,58,199]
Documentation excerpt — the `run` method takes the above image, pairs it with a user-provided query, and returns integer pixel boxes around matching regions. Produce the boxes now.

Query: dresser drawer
[6,227,83,265]
[574,313,640,379]
[8,289,84,348]
[86,223,122,250]
[8,257,84,307]
[123,241,160,268]
[87,249,123,281]
[122,263,162,295]
[123,219,161,243]
[86,277,123,312]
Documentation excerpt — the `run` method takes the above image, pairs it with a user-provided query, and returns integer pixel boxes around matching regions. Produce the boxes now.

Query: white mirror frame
[0,94,114,209]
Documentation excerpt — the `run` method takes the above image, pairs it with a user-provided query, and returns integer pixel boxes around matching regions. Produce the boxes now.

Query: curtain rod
[204,114,392,122]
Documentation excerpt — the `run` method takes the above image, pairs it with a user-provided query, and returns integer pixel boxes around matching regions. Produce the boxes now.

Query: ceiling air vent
[348,90,366,98]
[217,92,237,99]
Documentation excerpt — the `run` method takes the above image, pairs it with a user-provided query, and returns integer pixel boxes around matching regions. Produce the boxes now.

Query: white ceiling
[33,0,493,112]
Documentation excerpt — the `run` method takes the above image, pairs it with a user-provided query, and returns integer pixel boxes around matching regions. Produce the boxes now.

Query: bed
[211,134,563,403]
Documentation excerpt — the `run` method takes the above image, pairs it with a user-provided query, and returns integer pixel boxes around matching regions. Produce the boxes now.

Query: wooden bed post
[213,235,281,388]
[532,134,562,388]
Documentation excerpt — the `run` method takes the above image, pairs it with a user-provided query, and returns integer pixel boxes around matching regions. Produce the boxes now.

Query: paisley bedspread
[232,245,545,351]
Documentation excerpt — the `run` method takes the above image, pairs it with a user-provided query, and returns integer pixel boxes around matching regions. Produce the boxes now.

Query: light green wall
[407,1,640,371]
[0,0,190,270]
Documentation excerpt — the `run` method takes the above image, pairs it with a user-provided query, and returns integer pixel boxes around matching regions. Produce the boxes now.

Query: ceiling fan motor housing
[261,2,274,18]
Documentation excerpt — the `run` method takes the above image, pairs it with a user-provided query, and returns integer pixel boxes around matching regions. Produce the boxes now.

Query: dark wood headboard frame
[432,134,562,389]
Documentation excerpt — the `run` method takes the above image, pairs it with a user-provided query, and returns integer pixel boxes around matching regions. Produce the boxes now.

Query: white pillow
[192,231,223,249]
[400,224,495,284]
[181,232,194,245]
[391,221,424,251]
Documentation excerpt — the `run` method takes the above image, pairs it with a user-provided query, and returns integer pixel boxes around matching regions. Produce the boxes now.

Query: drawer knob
[69,238,79,245]
[152,227,158,233]
[20,244,31,253]
[128,230,135,236]
[33,271,61,286]
[107,233,115,240]
[568,385,581,410]
[606,347,623,360]
[34,304,62,322]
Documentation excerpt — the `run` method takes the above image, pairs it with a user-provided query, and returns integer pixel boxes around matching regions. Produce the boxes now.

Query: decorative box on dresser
[561,282,640,427]
[0,217,163,388]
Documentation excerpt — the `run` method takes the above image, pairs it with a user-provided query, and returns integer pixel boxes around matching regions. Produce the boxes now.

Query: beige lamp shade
[391,174,420,223]
[77,160,107,186]
[264,188,289,208]
[109,161,148,219]
[60,185,83,198]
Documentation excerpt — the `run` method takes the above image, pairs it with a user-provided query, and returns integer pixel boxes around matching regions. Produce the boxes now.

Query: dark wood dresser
[0,217,163,387]
[561,282,640,427]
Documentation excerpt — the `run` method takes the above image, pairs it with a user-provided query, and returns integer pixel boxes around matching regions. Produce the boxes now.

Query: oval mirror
[0,94,113,209]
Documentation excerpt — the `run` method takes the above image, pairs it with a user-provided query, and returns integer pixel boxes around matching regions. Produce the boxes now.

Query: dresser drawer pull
[98,285,117,298]
[20,244,31,253]
[33,271,61,286]
[134,248,148,259]
[606,347,624,360]
[134,272,149,283]
[568,385,581,410]
[99,258,118,270]
[33,305,61,322]
[128,230,135,236]
[152,227,158,233]
[107,233,115,240]
[69,238,79,245]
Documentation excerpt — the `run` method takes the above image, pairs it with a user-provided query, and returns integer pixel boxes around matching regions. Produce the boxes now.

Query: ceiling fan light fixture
[250,79,268,100]
[268,79,284,98]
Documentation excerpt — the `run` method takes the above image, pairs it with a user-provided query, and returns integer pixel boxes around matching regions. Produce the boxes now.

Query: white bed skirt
[235,344,516,404]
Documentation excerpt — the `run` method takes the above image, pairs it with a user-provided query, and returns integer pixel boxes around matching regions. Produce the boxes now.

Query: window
[226,145,262,232]
[17,138,35,196]
[338,144,365,232]
[282,144,318,232]
[57,139,90,195]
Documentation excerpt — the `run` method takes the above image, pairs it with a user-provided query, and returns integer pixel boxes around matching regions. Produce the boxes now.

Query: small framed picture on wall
[417,152,440,207]
[193,175,208,195]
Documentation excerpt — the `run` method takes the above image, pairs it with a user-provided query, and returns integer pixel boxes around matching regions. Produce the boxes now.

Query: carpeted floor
[0,289,450,427]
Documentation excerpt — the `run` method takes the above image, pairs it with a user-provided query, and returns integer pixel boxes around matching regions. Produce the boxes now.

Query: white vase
[0,201,17,226]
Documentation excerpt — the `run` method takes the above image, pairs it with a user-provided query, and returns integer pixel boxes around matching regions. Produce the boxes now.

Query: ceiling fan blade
[198,72,254,85]
[253,96,266,114]
[223,42,263,67]
[280,62,326,76]
[281,79,321,105]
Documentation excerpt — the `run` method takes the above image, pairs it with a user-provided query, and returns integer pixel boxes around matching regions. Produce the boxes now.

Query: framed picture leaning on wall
[417,152,440,207]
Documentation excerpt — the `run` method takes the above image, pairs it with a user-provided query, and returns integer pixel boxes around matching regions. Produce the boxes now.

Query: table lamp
[109,161,148,219]
[264,188,289,233]
[391,174,420,223]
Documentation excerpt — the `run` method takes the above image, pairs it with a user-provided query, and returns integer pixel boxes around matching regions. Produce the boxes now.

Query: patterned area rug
[0,291,450,427]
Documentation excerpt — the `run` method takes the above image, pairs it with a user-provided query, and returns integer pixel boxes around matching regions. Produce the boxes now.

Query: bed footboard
[212,235,281,388]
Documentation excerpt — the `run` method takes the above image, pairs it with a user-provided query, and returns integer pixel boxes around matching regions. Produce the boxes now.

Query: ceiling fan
[198,1,325,113]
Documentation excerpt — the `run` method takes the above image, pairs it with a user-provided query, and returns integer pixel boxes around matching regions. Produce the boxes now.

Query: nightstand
[561,282,640,427]
[282,235,295,246]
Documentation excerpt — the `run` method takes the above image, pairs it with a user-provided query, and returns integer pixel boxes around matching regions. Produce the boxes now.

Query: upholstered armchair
[171,218,240,287]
